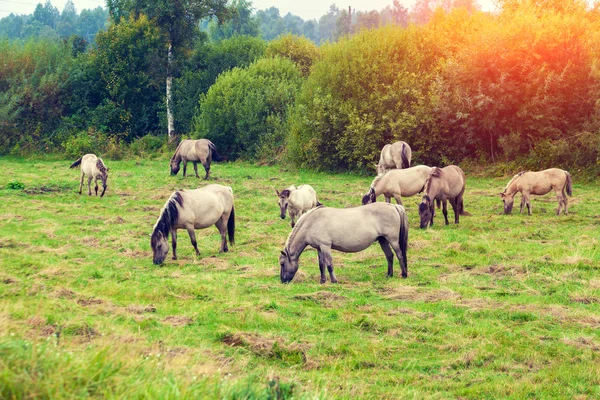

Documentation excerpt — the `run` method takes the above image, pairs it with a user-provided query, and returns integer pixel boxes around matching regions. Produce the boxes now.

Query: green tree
[193,56,302,160]
[265,34,319,77]
[207,0,259,41]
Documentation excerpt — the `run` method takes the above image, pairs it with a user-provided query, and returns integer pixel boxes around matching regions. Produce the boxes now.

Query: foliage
[6,180,24,190]
[194,56,302,160]
[207,0,259,42]
[173,35,266,134]
[265,34,319,77]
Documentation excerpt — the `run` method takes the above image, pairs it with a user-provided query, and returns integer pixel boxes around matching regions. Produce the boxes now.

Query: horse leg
[203,162,210,180]
[215,218,228,253]
[524,193,532,215]
[389,240,407,278]
[377,237,394,278]
[171,229,178,260]
[317,249,327,284]
[449,198,459,224]
[520,196,525,214]
[87,176,93,195]
[182,160,187,177]
[563,191,569,215]
[320,245,337,283]
[79,173,84,195]
[193,162,199,179]
[442,199,449,225]
[394,195,403,206]
[94,177,99,196]
[186,227,200,255]
[555,189,564,215]
[290,212,296,228]
[384,195,391,203]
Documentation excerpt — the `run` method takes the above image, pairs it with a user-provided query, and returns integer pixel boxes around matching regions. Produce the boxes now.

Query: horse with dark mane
[499,168,572,215]
[279,203,409,284]
[170,139,223,179]
[376,141,412,175]
[419,166,468,228]
[151,184,234,264]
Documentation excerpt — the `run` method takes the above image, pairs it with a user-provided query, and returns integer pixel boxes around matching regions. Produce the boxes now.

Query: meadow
[1,156,599,399]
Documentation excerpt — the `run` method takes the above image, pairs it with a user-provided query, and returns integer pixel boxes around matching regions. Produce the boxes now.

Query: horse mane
[369,172,387,189]
[96,158,108,175]
[430,167,443,178]
[151,191,184,243]
[503,171,528,193]
[171,139,187,161]
[283,205,322,253]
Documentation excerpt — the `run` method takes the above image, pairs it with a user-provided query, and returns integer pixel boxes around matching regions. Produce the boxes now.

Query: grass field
[1,156,599,399]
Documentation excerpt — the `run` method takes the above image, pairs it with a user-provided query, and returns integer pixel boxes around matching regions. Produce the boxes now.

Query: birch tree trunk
[166,43,175,142]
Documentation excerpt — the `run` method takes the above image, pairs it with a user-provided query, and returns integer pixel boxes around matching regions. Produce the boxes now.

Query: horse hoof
[331,279,338,283]
[320,279,326,284]
[402,274,407,279]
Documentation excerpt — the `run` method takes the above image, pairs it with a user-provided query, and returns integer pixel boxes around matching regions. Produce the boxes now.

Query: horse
[419,166,468,229]
[151,184,235,265]
[275,184,322,228]
[279,203,409,284]
[69,154,109,197]
[376,141,412,175]
[362,165,432,205]
[499,168,572,215]
[170,139,223,179]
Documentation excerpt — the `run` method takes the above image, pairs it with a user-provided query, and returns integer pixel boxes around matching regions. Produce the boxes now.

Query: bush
[63,128,125,160]
[6,180,24,190]
[193,56,302,161]
[130,134,166,157]
[265,34,319,76]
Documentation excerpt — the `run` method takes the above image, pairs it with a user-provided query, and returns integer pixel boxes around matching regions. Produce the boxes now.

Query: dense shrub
[193,57,302,161]
[265,34,319,76]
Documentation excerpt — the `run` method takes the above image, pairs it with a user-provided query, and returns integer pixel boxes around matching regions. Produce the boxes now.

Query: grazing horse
[170,139,223,179]
[499,168,572,215]
[419,166,468,228]
[276,184,322,228]
[151,184,235,265]
[279,203,409,284]
[70,154,109,197]
[376,141,412,175]
[362,165,432,205]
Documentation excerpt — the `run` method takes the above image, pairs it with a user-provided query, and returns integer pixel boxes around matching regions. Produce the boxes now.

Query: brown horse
[419,166,468,228]
[376,141,412,175]
[499,169,572,215]
[362,165,431,205]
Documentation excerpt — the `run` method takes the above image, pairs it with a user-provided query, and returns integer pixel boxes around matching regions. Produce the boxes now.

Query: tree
[57,0,77,37]
[107,0,231,141]
[207,0,259,41]
[32,0,59,29]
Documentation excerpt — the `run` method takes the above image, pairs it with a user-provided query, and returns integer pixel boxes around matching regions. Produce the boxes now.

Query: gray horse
[170,139,223,179]
[419,166,468,228]
[151,184,235,264]
[279,203,409,284]
[362,165,432,205]
[376,141,412,174]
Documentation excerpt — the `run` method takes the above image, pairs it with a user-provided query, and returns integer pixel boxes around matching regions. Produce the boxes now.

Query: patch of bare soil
[23,184,69,194]
[381,286,461,303]
[162,315,193,326]
[53,287,76,299]
[200,256,230,270]
[0,238,18,248]
[77,297,104,306]
[562,337,600,351]
[570,294,599,304]
[221,332,309,362]
[126,304,157,314]
[386,307,433,319]
[292,291,346,307]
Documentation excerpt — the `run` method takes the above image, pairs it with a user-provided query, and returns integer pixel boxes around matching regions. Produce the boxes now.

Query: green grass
[1,156,599,399]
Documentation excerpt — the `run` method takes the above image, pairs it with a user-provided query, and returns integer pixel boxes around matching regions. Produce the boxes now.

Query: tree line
[1,0,599,174]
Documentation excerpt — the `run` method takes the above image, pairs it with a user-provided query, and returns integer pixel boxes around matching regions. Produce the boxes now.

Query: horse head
[279,249,299,283]
[151,230,169,265]
[170,157,180,175]
[362,188,376,205]
[419,195,434,229]
[276,189,291,219]
[499,192,514,214]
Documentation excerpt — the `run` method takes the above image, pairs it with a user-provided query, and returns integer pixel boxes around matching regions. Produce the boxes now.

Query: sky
[0,0,498,19]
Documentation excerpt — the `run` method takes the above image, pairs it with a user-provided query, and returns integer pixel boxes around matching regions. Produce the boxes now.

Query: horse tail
[208,140,224,162]
[396,206,409,275]
[70,157,82,169]
[316,200,323,207]
[565,171,573,197]
[227,205,235,246]
[401,144,410,169]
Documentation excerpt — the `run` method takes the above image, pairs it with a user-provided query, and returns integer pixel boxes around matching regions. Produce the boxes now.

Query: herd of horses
[69,139,573,284]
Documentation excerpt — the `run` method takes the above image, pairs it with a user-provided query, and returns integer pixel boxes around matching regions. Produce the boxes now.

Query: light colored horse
[499,168,572,215]
[151,184,235,264]
[362,165,432,205]
[419,166,468,228]
[170,139,223,179]
[69,154,109,197]
[275,184,322,228]
[376,141,412,174]
[279,203,409,284]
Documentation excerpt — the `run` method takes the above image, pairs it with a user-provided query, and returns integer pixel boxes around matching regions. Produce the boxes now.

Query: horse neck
[504,176,521,195]
[284,225,308,261]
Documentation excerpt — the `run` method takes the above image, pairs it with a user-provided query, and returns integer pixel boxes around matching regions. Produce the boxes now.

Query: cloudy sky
[0,0,497,19]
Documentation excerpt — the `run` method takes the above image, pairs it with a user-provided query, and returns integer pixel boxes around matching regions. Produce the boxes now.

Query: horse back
[179,185,233,228]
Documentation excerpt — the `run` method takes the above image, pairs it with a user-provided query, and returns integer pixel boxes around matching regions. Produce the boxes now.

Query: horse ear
[275,189,280,197]
[498,192,505,198]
